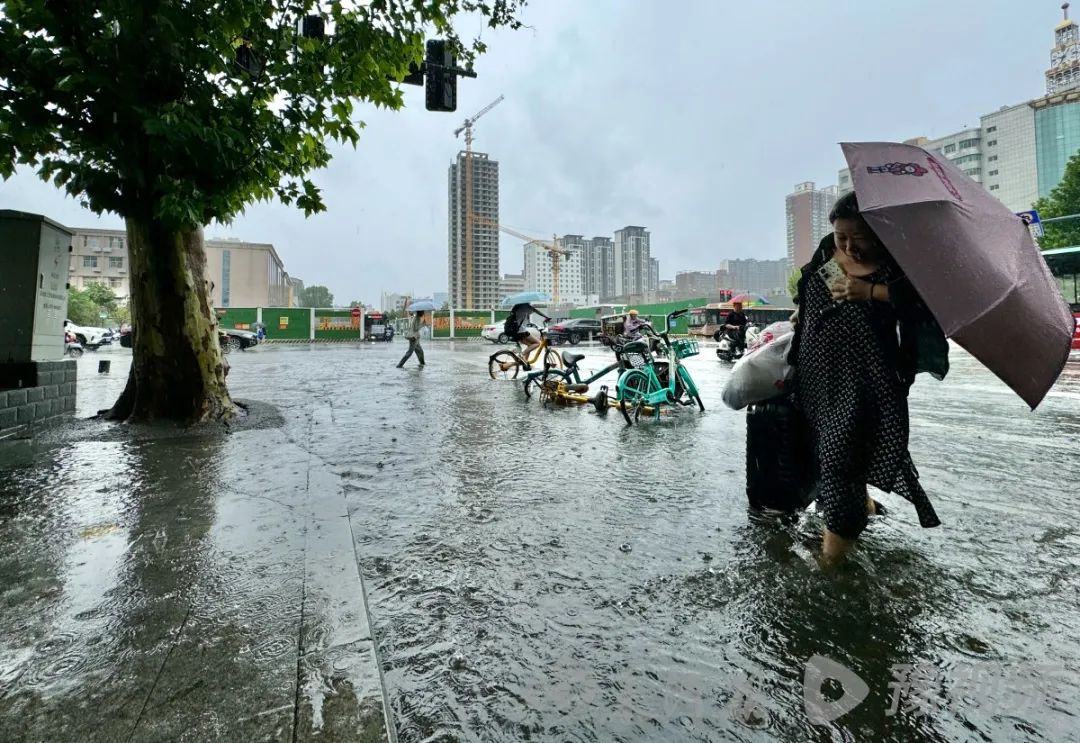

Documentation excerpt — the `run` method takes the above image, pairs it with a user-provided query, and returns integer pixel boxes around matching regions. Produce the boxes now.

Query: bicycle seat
[561,351,586,367]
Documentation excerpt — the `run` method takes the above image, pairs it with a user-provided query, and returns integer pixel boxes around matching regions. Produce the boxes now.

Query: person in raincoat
[397,304,427,368]
[790,191,948,564]
[622,309,649,339]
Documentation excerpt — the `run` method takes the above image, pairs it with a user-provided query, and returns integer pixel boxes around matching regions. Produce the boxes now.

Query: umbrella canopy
[731,293,771,306]
[500,291,551,308]
[842,141,1074,408]
[406,299,436,312]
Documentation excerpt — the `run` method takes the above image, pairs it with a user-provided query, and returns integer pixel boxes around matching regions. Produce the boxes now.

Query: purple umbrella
[842,141,1074,409]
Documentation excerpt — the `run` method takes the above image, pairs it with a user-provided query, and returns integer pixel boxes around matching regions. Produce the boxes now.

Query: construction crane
[454,95,504,308]
[473,214,572,304]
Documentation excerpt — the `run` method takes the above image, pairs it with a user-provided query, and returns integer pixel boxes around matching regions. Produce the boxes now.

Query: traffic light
[425,39,456,112]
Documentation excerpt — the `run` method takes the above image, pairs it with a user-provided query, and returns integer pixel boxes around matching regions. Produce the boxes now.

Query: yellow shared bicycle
[487,327,563,380]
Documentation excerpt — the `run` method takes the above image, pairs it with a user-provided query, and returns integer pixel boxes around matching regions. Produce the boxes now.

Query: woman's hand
[830,275,874,303]
[789,307,800,325]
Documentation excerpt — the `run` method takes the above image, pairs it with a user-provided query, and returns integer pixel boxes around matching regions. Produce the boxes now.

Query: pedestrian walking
[789,191,948,565]
[397,306,426,368]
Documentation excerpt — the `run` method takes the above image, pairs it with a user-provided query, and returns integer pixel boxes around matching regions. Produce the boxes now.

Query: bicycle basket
[672,338,699,359]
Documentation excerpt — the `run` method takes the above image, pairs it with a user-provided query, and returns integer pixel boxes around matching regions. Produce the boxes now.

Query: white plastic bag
[722,321,795,410]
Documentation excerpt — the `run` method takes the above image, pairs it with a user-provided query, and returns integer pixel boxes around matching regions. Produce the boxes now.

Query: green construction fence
[432,309,510,339]
[313,308,362,341]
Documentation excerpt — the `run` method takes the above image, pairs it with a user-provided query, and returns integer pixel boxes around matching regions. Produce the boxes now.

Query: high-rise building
[725,258,791,295]
[982,103,1038,211]
[498,272,524,299]
[448,151,499,309]
[583,236,615,300]
[648,257,659,292]
[1047,3,1080,94]
[524,239,587,306]
[1031,7,1080,202]
[785,182,837,269]
[381,292,404,312]
[675,270,719,296]
[613,226,651,297]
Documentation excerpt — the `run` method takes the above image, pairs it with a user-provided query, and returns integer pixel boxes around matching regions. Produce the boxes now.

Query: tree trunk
[105,216,236,423]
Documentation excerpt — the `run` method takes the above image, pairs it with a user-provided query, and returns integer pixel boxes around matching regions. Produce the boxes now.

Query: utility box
[0,210,72,363]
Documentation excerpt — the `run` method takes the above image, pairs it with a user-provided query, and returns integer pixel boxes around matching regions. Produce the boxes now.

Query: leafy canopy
[1033,150,1080,249]
[0,0,525,230]
[300,284,333,307]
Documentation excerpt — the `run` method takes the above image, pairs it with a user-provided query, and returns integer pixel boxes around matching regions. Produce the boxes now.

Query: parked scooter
[716,324,760,362]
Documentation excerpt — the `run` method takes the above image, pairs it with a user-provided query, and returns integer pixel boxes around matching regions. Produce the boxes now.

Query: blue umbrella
[406,299,437,312]
[500,291,551,308]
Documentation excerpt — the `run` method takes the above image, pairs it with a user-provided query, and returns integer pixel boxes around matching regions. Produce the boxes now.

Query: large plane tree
[0,0,523,422]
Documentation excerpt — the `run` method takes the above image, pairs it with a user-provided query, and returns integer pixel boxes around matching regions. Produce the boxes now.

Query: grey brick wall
[0,359,78,440]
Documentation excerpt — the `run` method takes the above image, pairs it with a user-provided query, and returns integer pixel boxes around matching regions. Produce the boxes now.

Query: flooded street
[2,342,1079,741]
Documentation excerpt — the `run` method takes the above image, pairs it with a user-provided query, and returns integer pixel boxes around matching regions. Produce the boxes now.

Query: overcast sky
[0,0,1063,306]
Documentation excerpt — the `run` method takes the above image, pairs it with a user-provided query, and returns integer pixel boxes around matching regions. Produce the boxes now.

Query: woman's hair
[829,191,861,223]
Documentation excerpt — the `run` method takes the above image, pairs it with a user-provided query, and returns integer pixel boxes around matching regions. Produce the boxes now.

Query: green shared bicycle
[614,309,704,424]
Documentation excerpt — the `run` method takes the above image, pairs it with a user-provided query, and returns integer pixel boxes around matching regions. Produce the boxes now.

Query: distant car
[546,318,602,345]
[482,322,511,344]
[220,328,258,353]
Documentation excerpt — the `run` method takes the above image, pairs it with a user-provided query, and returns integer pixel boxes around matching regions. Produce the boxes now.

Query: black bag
[503,316,519,337]
[745,395,816,512]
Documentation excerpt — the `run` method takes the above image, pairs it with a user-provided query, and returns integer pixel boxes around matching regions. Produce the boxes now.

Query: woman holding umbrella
[791,191,947,564]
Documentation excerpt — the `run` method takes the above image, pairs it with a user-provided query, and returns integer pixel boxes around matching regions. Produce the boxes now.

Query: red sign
[351,307,361,318]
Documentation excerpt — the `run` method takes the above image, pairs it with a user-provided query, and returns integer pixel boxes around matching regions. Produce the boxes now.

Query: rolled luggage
[745,395,816,512]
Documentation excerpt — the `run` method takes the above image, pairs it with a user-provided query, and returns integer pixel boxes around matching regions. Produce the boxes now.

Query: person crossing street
[397,303,427,368]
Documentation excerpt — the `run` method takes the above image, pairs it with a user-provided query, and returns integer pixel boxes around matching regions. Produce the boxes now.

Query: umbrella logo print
[866,162,928,177]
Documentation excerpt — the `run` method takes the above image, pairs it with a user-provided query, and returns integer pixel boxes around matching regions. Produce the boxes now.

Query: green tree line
[67,282,130,327]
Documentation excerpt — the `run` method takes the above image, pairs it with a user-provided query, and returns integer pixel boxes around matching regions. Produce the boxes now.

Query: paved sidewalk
[0,388,391,741]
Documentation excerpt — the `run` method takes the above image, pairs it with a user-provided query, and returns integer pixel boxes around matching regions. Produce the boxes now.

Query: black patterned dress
[795,263,941,540]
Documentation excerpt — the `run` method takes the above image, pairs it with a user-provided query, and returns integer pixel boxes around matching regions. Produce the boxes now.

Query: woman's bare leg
[822,528,856,564]
[822,486,875,565]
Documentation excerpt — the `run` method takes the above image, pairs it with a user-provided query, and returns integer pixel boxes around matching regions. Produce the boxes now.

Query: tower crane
[473,214,572,304]
[454,95,504,308]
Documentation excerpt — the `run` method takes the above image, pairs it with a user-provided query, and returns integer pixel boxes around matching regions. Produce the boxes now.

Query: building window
[109,256,123,268]
[83,256,98,268]
[944,144,956,154]
[987,140,998,146]
[986,126,997,133]
[87,237,99,251]
[958,138,980,149]
[988,155,998,162]
[989,170,999,176]
[222,249,231,307]
[109,277,123,288]
[989,185,1000,191]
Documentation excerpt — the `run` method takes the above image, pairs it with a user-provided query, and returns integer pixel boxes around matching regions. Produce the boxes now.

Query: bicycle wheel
[677,366,705,411]
[538,368,572,403]
[543,348,562,370]
[488,350,522,380]
[617,369,653,424]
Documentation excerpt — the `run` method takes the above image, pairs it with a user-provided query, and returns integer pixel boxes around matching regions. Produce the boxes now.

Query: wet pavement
[2,341,1079,741]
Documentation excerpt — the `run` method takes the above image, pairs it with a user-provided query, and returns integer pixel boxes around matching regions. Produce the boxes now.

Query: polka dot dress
[795,264,941,540]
